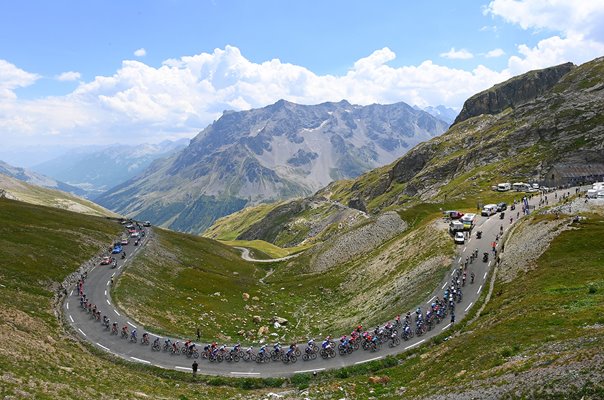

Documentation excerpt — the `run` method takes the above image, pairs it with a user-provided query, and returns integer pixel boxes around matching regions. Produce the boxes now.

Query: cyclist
[142,332,149,343]
[130,329,137,341]
[471,271,475,284]
[153,337,160,348]
[122,325,129,335]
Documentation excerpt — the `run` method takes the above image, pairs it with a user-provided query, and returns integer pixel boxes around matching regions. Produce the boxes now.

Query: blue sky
[0,0,603,155]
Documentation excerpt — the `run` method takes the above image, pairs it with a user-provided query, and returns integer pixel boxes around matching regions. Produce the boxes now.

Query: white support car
[454,232,465,244]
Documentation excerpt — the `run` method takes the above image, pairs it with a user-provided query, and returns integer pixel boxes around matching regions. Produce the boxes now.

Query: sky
[1,0,603,162]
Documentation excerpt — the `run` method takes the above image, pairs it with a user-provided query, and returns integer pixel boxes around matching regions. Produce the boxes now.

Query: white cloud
[440,48,474,60]
[0,60,40,99]
[485,1,604,72]
[485,48,505,58]
[485,0,604,40]
[0,46,511,146]
[56,71,81,81]
[134,48,146,57]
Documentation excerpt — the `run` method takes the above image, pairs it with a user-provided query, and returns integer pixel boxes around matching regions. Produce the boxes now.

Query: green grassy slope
[114,210,455,344]
[0,173,117,218]
[0,198,264,399]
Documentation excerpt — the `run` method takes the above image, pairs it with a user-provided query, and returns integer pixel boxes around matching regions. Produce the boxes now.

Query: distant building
[545,164,604,187]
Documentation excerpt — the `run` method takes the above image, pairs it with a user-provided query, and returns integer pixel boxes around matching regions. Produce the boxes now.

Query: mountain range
[0,160,86,197]
[32,139,189,198]
[96,99,449,233]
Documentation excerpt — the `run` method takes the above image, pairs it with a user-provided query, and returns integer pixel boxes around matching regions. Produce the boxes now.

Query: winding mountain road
[64,188,573,377]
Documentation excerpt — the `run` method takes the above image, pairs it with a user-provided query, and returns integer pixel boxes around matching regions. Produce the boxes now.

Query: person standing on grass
[192,360,198,377]
[196,328,201,341]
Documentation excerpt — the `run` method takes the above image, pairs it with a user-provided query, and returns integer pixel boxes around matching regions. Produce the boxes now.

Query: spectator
[192,360,198,377]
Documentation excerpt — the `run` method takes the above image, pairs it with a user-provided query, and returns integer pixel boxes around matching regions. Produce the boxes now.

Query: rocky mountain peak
[453,62,575,125]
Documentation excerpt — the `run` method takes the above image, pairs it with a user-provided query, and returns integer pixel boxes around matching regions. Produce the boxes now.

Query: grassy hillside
[0,173,117,218]
[203,201,285,241]
[0,198,267,399]
[114,209,454,343]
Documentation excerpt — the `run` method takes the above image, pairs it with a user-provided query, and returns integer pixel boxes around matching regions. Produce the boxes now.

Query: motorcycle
[499,212,505,220]
[482,252,489,262]
[476,230,482,239]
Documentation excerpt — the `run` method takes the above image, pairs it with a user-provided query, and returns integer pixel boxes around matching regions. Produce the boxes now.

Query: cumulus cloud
[485,0,604,72]
[134,48,146,57]
[440,48,474,60]
[0,60,40,99]
[485,48,505,58]
[0,46,511,146]
[485,0,604,40]
[56,71,81,81]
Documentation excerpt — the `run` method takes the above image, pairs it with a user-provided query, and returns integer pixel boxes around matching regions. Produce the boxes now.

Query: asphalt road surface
[64,188,575,377]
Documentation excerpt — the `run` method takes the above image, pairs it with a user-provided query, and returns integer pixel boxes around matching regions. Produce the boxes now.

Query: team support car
[100,256,113,265]
[497,202,507,212]
[111,244,123,254]
[120,238,129,245]
[454,232,465,244]
[143,221,151,227]
[130,231,139,238]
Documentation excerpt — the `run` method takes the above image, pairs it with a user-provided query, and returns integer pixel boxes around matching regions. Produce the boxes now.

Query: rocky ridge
[320,56,604,211]
[97,99,448,234]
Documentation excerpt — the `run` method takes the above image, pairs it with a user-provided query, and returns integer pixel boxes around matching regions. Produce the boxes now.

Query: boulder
[253,315,262,324]
[257,326,269,336]
[272,316,289,325]
[252,296,260,301]
[242,293,250,301]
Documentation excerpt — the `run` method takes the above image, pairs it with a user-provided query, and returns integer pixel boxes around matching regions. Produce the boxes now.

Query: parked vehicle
[587,189,598,198]
[444,210,464,219]
[449,220,465,233]
[454,232,465,244]
[100,256,112,265]
[111,244,122,254]
[497,182,511,192]
[143,221,151,227]
[460,213,476,229]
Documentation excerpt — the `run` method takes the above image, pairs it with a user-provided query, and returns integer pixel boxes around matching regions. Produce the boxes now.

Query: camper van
[587,189,598,198]
[481,204,498,216]
[449,220,465,233]
[593,182,604,191]
[497,182,511,192]
[461,213,476,229]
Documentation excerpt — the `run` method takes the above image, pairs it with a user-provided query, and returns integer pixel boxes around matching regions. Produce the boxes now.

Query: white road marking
[114,310,121,316]
[467,238,472,244]
[427,296,436,304]
[131,357,151,364]
[295,368,326,374]
[442,323,451,330]
[66,303,69,310]
[464,302,473,312]
[69,315,74,323]
[477,285,483,294]
[175,366,190,371]
[488,261,492,267]
[463,246,467,252]
[127,321,137,328]
[106,281,110,286]
[71,290,74,296]
[484,272,487,279]
[90,267,96,272]
[106,299,111,305]
[451,269,456,276]
[230,372,260,375]
[78,328,86,337]
[104,290,107,296]
[96,342,110,351]
[355,356,382,365]
[458,257,462,263]
[405,339,425,350]
[442,282,448,290]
